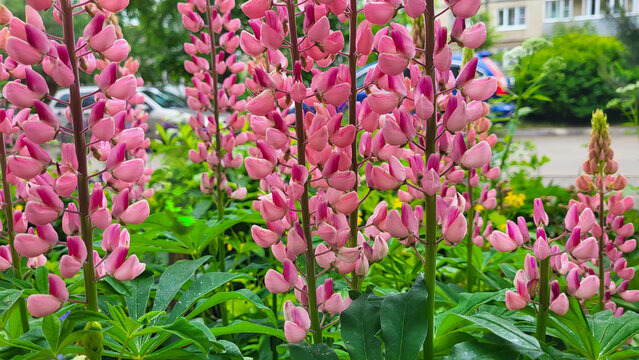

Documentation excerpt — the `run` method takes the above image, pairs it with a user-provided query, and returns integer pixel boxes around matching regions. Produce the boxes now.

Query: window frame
[496,6,527,30]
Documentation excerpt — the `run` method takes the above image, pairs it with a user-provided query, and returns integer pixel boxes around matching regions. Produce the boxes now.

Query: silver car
[48,86,194,133]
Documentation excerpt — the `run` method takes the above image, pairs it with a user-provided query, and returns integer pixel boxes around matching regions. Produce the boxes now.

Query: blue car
[292,51,515,117]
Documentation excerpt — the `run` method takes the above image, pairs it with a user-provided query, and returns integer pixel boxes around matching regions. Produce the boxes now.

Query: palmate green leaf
[210,320,285,340]
[125,274,154,320]
[591,310,639,358]
[152,256,210,312]
[456,313,543,359]
[286,343,339,360]
[340,291,383,360]
[186,289,277,326]
[380,273,428,360]
[547,297,598,359]
[167,272,253,322]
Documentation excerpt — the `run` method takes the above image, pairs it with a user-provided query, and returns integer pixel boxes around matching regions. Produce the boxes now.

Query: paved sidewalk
[513,127,639,187]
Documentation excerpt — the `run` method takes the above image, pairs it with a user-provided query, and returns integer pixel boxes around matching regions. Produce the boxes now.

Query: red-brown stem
[61,0,98,312]
[286,0,322,344]
[422,3,437,359]
[0,135,29,332]
[347,0,362,291]
[204,0,228,326]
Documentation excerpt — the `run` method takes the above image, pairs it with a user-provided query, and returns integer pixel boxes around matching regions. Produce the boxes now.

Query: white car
[48,86,194,133]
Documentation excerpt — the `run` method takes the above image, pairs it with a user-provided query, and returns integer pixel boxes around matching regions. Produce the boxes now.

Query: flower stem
[286,0,322,343]
[347,0,362,291]
[0,135,29,332]
[61,0,98,312]
[422,3,437,359]
[465,182,475,293]
[597,182,605,311]
[204,0,229,326]
[536,257,550,343]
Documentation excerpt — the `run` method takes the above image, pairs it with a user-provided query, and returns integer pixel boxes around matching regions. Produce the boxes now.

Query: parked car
[48,86,194,133]
[292,51,515,117]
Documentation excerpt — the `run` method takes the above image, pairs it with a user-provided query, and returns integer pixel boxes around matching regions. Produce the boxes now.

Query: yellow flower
[15,204,23,211]
[498,223,507,232]
[391,198,402,209]
[474,204,485,212]
[504,191,525,208]
[357,211,363,226]
[226,243,232,251]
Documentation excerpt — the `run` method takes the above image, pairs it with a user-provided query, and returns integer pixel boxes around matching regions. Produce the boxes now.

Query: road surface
[513,127,639,188]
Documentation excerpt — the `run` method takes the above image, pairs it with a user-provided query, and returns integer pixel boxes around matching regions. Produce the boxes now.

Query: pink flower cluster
[179,0,249,201]
[491,111,637,316]
[0,0,150,318]
[240,0,494,343]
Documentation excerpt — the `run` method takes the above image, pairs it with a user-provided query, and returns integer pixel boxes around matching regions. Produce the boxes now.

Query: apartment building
[484,0,639,48]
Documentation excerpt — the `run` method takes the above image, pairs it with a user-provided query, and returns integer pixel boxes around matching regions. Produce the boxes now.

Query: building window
[584,0,600,16]
[545,0,572,19]
[497,7,527,29]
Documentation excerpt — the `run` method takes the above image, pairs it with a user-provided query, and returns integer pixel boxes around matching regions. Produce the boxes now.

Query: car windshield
[142,90,187,108]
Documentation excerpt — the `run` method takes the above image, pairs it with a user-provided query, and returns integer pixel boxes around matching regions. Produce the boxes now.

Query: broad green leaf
[41,315,60,351]
[456,313,542,358]
[212,340,243,360]
[102,276,132,296]
[168,272,252,322]
[34,266,48,293]
[163,318,210,355]
[592,310,639,358]
[286,343,339,360]
[125,275,154,320]
[152,256,210,312]
[210,320,285,340]
[547,297,597,358]
[62,310,109,323]
[0,289,23,313]
[341,291,383,360]
[186,289,276,326]
[380,273,428,360]
[444,341,528,360]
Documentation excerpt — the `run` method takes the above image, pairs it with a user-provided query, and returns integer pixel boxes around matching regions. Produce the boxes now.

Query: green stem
[61,0,98,312]
[422,4,437,359]
[271,292,279,360]
[0,136,29,332]
[536,257,550,343]
[465,182,475,293]
[347,0,362,291]
[286,0,322,344]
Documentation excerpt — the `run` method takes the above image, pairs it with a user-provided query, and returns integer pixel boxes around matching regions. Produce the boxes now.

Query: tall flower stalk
[240,0,495,350]
[179,0,247,325]
[490,111,639,341]
[0,1,150,342]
